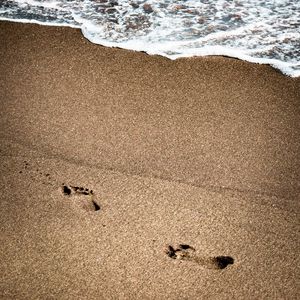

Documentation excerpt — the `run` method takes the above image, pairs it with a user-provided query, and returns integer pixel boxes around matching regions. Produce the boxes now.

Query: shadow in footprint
[61,184,100,212]
[92,200,100,211]
[166,244,234,270]
[63,185,72,195]
[214,256,234,269]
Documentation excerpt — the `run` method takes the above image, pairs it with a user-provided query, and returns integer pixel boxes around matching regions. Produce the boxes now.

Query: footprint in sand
[165,244,234,270]
[61,184,100,212]
[19,161,101,213]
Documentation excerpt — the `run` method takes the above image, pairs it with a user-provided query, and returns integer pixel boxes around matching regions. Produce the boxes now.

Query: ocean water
[0,0,299,77]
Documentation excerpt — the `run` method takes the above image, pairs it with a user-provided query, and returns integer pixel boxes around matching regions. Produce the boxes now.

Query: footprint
[165,244,234,270]
[19,161,101,213]
[61,184,100,212]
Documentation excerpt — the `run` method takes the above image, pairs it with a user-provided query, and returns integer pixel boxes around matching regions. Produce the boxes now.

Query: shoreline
[1,21,299,299]
[1,18,299,77]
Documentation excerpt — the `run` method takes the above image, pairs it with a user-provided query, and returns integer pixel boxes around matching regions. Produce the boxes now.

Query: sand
[0,21,299,299]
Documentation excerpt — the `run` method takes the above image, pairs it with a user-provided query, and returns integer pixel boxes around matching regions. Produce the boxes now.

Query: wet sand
[0,21,299,299]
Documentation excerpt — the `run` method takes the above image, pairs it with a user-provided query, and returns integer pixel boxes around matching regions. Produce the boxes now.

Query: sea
[0,0,299,77]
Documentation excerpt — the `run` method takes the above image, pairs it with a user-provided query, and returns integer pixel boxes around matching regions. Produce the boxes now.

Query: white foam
[0,16,80,28]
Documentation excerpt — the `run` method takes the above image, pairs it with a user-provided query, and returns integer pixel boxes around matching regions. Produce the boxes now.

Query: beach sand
[0,21,299,299]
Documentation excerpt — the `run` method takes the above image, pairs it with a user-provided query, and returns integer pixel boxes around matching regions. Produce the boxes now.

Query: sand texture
[0,21,300,299]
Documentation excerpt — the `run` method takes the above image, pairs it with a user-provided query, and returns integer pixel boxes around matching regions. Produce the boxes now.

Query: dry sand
[0,21,299,299]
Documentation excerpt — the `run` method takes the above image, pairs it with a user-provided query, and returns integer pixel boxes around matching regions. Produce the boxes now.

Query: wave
[1,0,299,77]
